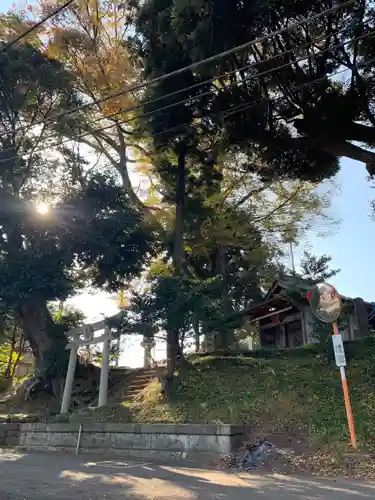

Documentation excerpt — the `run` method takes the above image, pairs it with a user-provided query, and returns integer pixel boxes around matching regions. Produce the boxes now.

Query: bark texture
[16,300,66,378]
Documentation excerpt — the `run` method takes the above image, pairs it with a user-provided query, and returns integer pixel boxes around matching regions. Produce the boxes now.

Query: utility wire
[0,26,375,164]
[57,28,350,126]
[2,51,374,167]
[0,25,372,162]
[0,0,357,135]
[0,0,76,54]
[0,28,340,149]
[151,56,375,139]
[71,27,375,126]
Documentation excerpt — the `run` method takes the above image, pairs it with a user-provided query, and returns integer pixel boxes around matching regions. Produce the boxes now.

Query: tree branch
[253,185,302,223]
[234,183,271,208]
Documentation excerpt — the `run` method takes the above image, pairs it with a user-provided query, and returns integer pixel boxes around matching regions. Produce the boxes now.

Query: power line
[0,0,357,135]
[0,0,76,54]
[95,27,375,127]
[67,28,347,125]
[0,28,340,149]
[151,56,375,139]
[1,25,371,161]
[0,31,338,150]
[2,52,374,168]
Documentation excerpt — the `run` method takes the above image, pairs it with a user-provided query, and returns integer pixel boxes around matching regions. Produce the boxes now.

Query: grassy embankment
[96,340,375,454]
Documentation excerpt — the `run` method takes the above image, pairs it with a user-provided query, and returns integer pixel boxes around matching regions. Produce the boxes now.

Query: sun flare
[36,202,50,215]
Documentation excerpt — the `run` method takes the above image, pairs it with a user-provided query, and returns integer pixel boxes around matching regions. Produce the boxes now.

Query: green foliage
[121,350,375,452]
[193,345,322,360]
[124,273,200,338]
[135,0,375,181]
[50,305,85,331]
[0,173,156,308]
[0,5,343,379]
[0,344,19,377]
[93,343,121,367]
[40,306,85,378]
[0,35,158,376]
[58,174,158,293]
[192,336,375,363]
[131,0,340,361]
[309,318,332,351]
[300,251,340,283]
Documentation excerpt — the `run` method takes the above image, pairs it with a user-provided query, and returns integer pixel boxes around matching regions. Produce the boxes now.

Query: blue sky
[294,159,374,301]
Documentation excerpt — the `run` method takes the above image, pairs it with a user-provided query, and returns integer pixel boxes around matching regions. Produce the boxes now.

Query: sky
[293,158,374,302]
[2,0,375,365]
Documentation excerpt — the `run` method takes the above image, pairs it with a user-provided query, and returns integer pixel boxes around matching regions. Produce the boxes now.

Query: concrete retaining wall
[19,423,244,461]
[0,424,21,447]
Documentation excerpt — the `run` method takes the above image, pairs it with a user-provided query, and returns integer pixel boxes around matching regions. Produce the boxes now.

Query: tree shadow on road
[0,451,146,500]
[75,456,375,499]
[1,451,375,499]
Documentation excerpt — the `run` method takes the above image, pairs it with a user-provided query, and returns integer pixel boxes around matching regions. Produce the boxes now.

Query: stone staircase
[119,367,159,402]
[69,366,128,410]
[69,367,160,423]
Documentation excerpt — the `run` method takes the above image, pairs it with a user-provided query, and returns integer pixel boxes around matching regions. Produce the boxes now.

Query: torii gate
[60,312,121,414]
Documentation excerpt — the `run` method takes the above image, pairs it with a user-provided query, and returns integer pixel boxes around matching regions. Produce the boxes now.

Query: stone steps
[118,368,159,401]
[68,367,162,422]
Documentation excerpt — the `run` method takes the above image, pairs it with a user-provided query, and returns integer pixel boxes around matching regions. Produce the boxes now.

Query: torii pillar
[60,316,118,414]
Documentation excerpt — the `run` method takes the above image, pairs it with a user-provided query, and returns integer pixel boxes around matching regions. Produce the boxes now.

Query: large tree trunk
[166,329,180,373]
[15,300,67,380]
[213,245,234,350]
[193,316,200,353]
[173,148,186,275]
[165,147,187,381]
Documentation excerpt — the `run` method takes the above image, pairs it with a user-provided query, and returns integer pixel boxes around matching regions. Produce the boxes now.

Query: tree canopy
[0,36,156,379]
[135,0,375,180]
[0,0,351,390]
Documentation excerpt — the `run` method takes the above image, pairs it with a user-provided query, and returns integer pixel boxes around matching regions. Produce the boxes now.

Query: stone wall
[19,423,244,461]
[0,424,21,447]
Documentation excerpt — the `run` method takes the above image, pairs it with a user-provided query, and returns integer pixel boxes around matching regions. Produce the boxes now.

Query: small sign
[307,283,342,323]
[332,334,347,367]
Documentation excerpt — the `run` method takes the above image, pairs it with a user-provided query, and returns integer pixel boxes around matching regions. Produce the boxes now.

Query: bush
[193,345,320,361]
[192,336,375,364]
[51,413,70,423]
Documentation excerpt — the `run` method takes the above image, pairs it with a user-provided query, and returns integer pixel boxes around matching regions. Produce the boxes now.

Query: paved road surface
[0,450,375,499]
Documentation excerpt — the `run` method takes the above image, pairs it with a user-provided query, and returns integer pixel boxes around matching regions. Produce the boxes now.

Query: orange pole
[333,321,358,450]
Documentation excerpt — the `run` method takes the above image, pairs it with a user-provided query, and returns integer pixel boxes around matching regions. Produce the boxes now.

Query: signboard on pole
[307,282,357,450]
[332,334,347,367]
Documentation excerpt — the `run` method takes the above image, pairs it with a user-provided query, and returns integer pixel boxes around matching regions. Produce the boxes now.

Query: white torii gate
[60,313,121,414]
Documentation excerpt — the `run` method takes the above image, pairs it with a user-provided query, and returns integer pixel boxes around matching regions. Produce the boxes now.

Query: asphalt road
[0,450,375,499]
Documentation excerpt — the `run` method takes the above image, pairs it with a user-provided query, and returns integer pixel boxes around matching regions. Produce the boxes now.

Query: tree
[133,0,229,374]
[132,0,339,369]
[0,39,78,378]
[0,169,155,381]
[134,0,375,183]
[23,0,159,219]
[0,312,25,380]
[300,250,340,283]
[0,37,156,384]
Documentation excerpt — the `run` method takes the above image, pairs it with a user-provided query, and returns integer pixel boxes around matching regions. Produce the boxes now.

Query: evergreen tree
[135,0,375,182]
[300,250,340,283]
